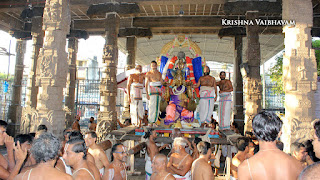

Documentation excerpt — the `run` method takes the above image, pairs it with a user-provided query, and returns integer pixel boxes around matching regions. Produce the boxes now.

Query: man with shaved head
[298,162,320,180]
[151,154,175,180]
[127,64,145,126]
[194,66,217,125]
[191,141,214,180]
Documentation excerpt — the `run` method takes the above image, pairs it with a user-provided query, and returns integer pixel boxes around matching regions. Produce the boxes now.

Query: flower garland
[172,85,186,95]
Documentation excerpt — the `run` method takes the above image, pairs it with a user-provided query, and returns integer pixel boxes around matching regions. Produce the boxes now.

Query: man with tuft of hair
[85,131,109,176]
[231,137,250,179]
[102,143,127,180]
[63,138,100,180]
[167,137,193,180]
[191,141,214,180]
[14,132,72,180]
[151,154,175,180]
[238,111,303,180]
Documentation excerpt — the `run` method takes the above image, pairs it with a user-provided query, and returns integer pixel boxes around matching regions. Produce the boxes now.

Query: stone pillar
[97,13,120,141]
[122,36,137,120]
[244,11,262,132]
[233,36,244,133]
[28,0,71,135]
[65,37,78,128]
[282,0,318,152]
[7,39,26,136]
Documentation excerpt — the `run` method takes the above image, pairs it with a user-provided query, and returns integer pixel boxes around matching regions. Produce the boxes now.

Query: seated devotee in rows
[72,115,81,131]
[191,141,214,180]
[291,141,308,168]
[85,131,109,176]
[151,154,175,180]
[102,143,127,180]
[15,132,72,180]
[88,117,97,131]
[167,137,193,180]
[63,137,100,180]
[238,111,303,180]
[145,129,169,180]
[231,137,250,179]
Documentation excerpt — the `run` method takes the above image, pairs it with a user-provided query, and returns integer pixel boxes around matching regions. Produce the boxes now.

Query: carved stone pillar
[122,36,137,120]
[7,39,26,136]
[27,0,71,135]
[244,11,262,132]
[282,0,318,152]
[97,13,120,141]
[65,37,78,128]
[233,36,244,133]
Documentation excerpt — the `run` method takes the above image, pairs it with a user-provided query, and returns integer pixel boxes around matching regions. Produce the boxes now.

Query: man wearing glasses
[103,143,127,180]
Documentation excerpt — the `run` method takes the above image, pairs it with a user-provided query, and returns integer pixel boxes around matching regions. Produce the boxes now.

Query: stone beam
[118,27,152,38]
[9,30,32,40]
[0,12,24,31]
[218,27,246,38]
[224,1,282,15]
[87,3,140,16]
[67,29,89,39]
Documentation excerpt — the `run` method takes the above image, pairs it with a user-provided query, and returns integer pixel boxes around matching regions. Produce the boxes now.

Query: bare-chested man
[72,115,81,131]
[63,138,100,180]
[85,131,109,176]
[88,117,97,131]
[238,111,303,180]
[194,66,217,125]
[127,65,145,126]
[231,137,250,179]
[167,137,193,180]
[15,133,72,180]
[216,71,233,130]
[291,142,308,168]
[145,129,168,180]
[145,61,163,124]
[103,143,127,180]
[151,154,175,180]
[191,141,214,180]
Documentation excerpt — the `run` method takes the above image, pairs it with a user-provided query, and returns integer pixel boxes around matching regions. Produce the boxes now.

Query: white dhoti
[130,83,144,125]
[145,154,153,180]
[148,82,162,124]
[218,92,232,130]
[173,171,191,180]
[198,86,216,123]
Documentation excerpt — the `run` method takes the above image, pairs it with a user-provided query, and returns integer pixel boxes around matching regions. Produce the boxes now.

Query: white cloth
[145,154,153,180]
[99,168,104,176]
[148,82,162,123]
[130,82,144,125]
[173,171,191,180]
[198,86,216,123]
[213,144,221,168]
[60,157,72,175]
[218,92,232,130]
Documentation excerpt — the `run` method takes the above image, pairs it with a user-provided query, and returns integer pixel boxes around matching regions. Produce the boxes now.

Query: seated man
[85,131,109,176]
[15,133,72,180]
[231,137,250,179]
[291,141,308,168]
[151,154,175,180]
[167,137,193,180]
[103,143,127,180]
[238,111,303,180]
[63,138,99,180]
[191,141,214,180]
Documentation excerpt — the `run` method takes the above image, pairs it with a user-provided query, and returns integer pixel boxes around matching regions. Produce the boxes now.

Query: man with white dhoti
[217,71,233,130]
[127,65,145,126]
[145,61,163,124]
[194,66,217,125]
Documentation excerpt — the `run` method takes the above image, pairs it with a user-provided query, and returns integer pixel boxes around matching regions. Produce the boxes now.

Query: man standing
[88,117,97,131]
[217,71,233,130]
[167,137,193,180]
[72,115,81,131]
[191,141,214,180]
[145,61,163,124]
[63,138,99,180]
[231,137,250,179]
[127,65,145,126]
[103,143,127,180]
[194,66,217,125]
[291,142,308,168]
[151,154,175,180]
[238,111,303,180]
[85,131,109,176]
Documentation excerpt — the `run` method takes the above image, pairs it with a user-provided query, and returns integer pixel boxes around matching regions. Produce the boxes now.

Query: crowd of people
[0,111,320,180]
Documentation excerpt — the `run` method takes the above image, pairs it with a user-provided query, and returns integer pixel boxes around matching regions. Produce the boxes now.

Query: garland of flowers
[172,85,186,95]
